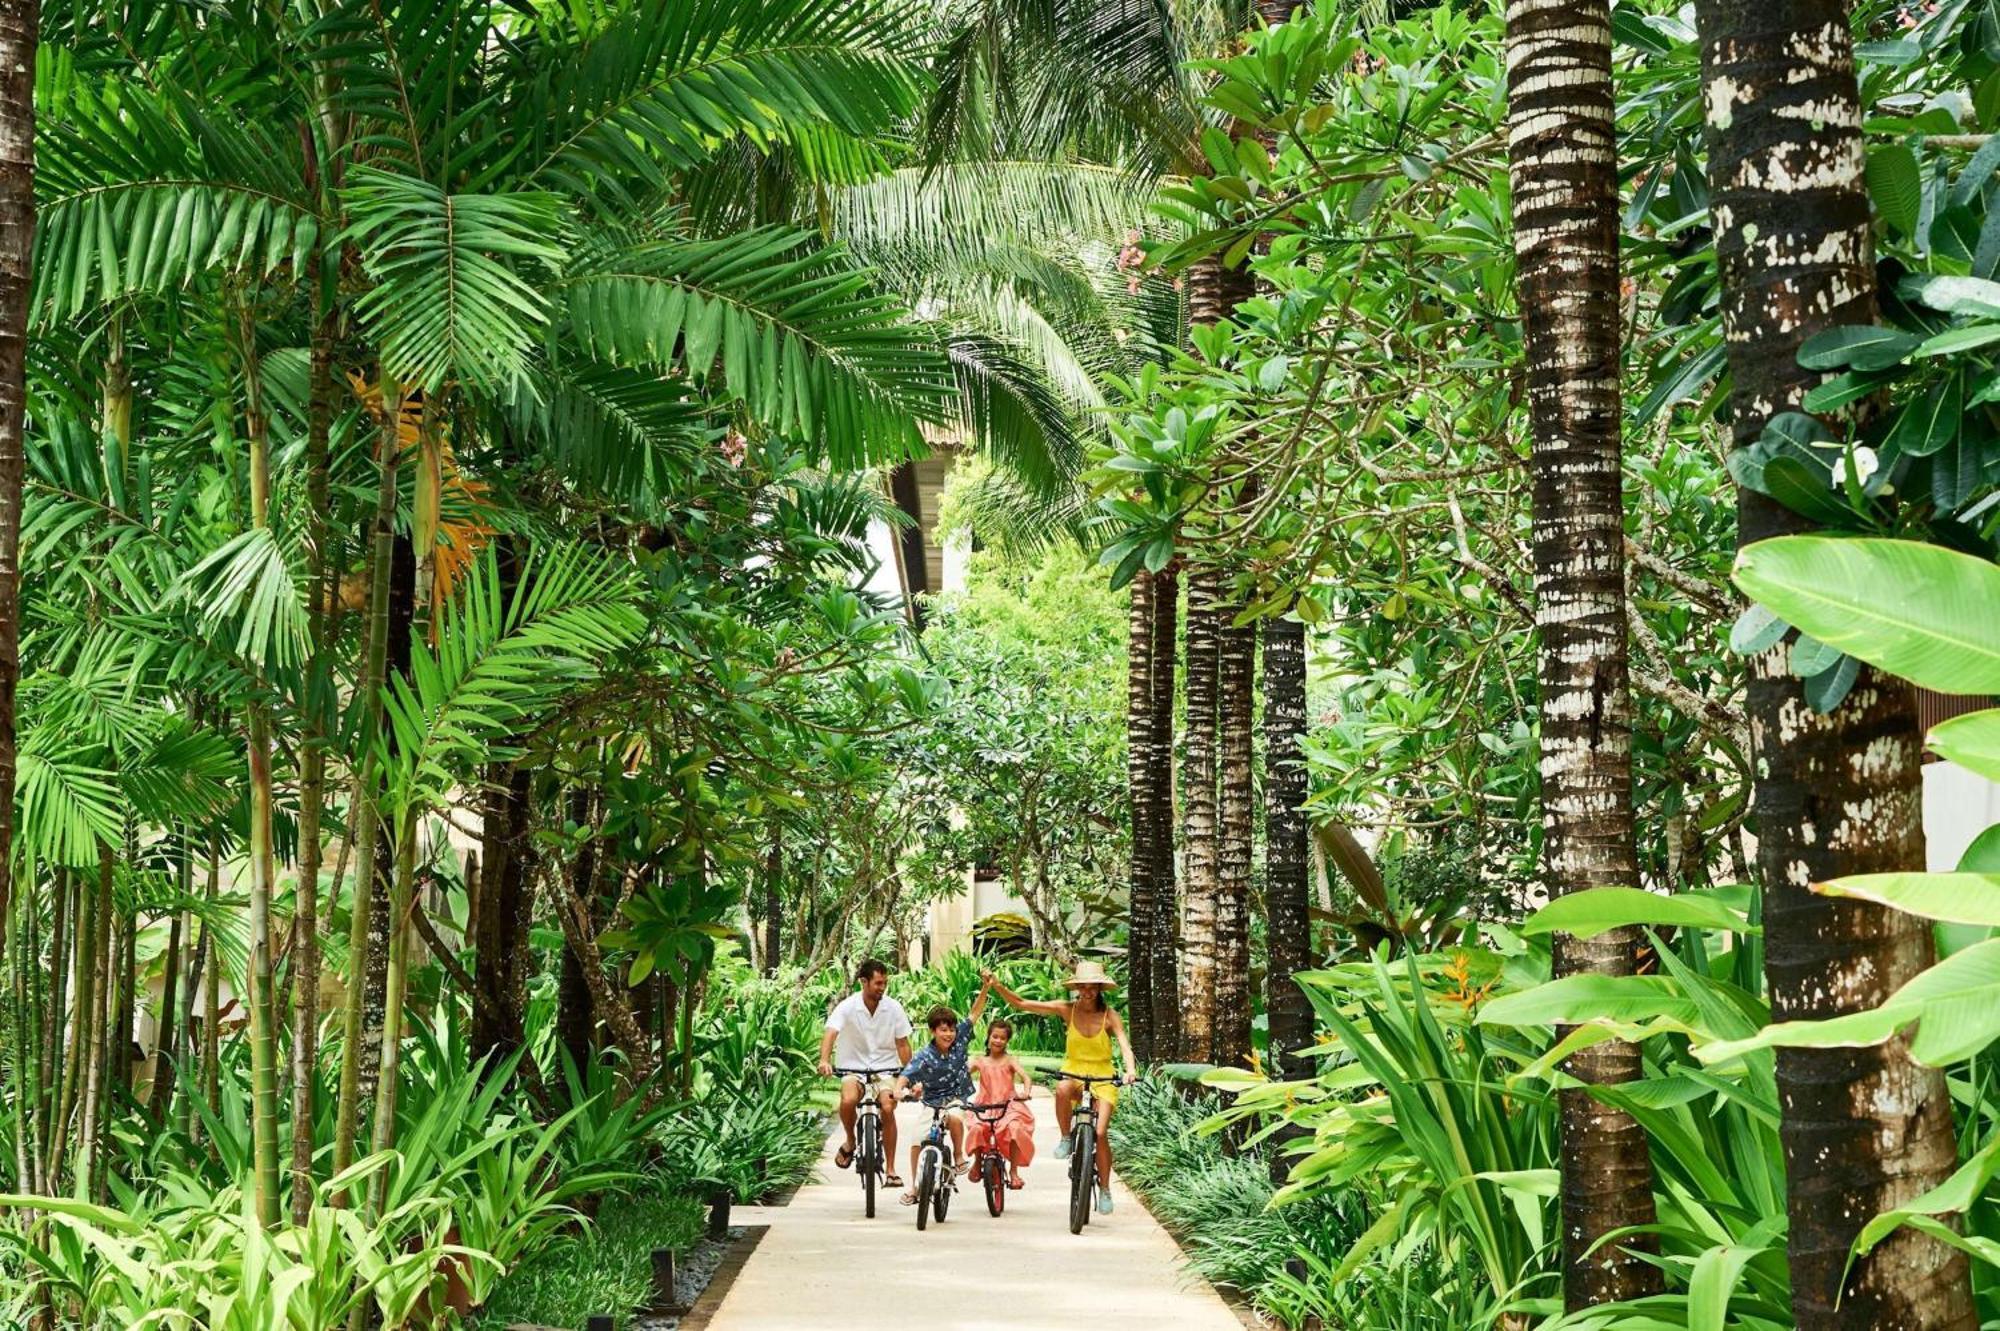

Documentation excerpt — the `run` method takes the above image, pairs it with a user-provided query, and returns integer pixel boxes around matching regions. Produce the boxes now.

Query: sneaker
[1054,1137,1072,1160]
[1096,1189,1114,1215]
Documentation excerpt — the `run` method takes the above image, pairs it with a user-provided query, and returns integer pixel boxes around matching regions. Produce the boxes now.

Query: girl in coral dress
[966,1017,1036,1188]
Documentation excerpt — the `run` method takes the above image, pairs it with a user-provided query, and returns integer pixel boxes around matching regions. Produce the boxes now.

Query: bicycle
[911,1098,965,1231]
[833,1067,897,1218]
[1051,1072,1126,1235]
[965,1097,1028,1217]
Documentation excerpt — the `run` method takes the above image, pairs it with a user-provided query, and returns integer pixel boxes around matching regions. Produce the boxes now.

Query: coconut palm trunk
[1213,596,1255,1070]
[1125,568,1159,1062]
[1145,566,1180,1055]
[1177,566,1222,1062]
[1503,0,1662,1306]
[1262,614,1311,1079]
[1692,3,1975,1324]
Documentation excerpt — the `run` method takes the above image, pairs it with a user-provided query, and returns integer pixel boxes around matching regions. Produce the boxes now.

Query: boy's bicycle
[911,1098,964,1231]
[1052,1072,1125,1235]
[833,1068,895,1218]
[965,1097,1027,1217]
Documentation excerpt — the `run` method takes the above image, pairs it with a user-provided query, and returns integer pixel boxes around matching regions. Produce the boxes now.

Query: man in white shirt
[817,958,914,1185]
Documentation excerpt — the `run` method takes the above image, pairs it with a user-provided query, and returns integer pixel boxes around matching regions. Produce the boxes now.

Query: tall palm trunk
[290,282,338,1224]
[365,817,418,1217]
[75,845,111,1199]
[1124,569,1159,1062]
[1254,0,1313,1089]
[0,0,32,988]
[1213,598,1254,1069]
[1145,567,1180,1055]
[1693,4,1973,1324]
[1262,615,1311,1080]
[236,305,282,1228]
[1177,566,1222,1062]
[331,383,403,1193]
[1504,0,1661,1306]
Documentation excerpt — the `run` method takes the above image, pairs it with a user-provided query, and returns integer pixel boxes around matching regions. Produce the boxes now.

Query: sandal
[1007,1177,1024,1190]
[900,1189,919,1206]
[834,1145,854,1170]
[883,1173,903,1188]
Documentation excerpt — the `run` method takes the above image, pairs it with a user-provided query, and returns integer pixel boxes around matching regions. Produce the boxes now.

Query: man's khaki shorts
[844,1071,900,1100]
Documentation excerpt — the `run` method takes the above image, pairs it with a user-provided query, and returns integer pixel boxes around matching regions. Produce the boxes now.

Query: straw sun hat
[1063,960,1117,990]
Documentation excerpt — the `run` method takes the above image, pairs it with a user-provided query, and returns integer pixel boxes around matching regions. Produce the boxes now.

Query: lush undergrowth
[1112,1081,1388,1328]
[475,1184,705,1330]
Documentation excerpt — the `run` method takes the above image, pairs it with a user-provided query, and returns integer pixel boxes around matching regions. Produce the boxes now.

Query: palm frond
[342,167,568,394]
[945,330,1087,500]
[16,744,123,868]
[561,225,953,467]
[516,0,928,203]
[381,544,647,820]
[836,162,1154,272]
[502,360,716,506]
[33,84,316,322]
[173,527,311,676]
[918,0,1200,173]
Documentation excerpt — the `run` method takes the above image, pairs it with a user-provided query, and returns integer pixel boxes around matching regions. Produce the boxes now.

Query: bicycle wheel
[933,1159,951,1224]
[915,1151,937,1232]
[861,1116,878,1219]
[1068,1125,1094,1235]
[984,1152,1005,1217]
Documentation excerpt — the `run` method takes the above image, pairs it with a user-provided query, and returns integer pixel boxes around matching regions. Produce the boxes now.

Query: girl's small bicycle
[965,1097,1028,1217]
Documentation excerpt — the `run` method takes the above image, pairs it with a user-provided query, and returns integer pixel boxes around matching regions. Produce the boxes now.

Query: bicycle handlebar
[1048,1071,1129,1085]
[832,1067,903,1078]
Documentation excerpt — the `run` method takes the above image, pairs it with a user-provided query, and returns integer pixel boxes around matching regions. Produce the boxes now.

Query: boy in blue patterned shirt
[894,978,990,1205]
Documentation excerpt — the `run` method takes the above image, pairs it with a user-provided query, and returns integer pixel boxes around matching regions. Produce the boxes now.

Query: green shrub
[475,1184,704,1330]
[656,1066,824,1203]
[1110,1080,1366,1327]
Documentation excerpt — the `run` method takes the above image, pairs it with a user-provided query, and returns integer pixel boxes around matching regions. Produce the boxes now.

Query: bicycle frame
[834,1067,898,1219]
[966,1097,1023,1217]
[1053,1072,1122,1235]
[913,1099,964,1231]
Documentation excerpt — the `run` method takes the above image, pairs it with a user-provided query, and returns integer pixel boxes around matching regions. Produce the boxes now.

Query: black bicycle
[965,1097,1028,1217]
[1052,1072,1125,1235]
[912,1098,963,1231]
[834,1068,897,1218]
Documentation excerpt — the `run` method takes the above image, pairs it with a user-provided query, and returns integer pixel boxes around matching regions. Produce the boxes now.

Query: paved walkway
[708,1089,1246,1331]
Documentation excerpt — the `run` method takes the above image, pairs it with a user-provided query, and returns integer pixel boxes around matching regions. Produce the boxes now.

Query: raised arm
[969,978,991,1025]
[983,971,1068,1019]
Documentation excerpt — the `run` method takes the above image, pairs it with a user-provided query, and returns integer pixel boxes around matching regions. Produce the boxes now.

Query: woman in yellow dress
[984,961,1139,1215]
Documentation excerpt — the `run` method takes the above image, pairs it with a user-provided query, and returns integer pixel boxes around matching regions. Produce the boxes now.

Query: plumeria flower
[1832,445,1878,490]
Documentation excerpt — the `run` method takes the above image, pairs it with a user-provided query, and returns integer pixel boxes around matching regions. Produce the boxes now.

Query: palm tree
[1504,0,1660,1306]
[1261,612,1310,1076]
[1692,2,1974,1325]
[1124,567,1160,1058]
[0,0,32,988]
[1178,565,1223,1062]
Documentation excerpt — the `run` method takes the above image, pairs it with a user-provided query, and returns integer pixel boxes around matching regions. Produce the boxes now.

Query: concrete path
[708,1089,1246,1331]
